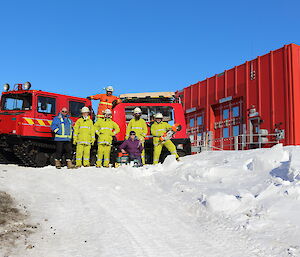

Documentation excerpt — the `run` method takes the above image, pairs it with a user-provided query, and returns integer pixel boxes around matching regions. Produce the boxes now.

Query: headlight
[3,83,10,91]
[24,81,31,90]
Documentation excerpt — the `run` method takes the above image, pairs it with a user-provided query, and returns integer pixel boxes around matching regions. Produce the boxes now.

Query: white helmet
[154,113,163,119]
[81,106,90,113]
[103,109,112,115]
[105,85,114,92]
[133,107,142,114]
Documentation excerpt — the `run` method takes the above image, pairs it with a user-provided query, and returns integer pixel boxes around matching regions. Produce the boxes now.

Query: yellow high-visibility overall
[151,121,179,164]
[73,116,95,167]
[94,118,120,167]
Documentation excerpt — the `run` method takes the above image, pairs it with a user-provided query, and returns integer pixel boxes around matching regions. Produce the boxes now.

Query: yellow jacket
[150,121,172,145]
[94,118,120,145]
[126,118,148,139]
[73,116,95,145]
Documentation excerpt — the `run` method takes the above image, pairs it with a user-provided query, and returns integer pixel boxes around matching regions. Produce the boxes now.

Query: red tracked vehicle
[0,82,93,167]
[111,92,191,164]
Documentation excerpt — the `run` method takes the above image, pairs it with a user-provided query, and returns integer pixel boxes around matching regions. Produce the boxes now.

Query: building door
[186,111,204,151]
[213,99,243,150]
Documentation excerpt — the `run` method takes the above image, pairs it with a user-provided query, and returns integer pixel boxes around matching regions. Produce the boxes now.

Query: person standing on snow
[87,86,121,118]
[126,107,148,164]
[51,107,75,169]
[94,109,120,167]
[150,113,179,164]
[120,131,144,167]
[73,107,95,167]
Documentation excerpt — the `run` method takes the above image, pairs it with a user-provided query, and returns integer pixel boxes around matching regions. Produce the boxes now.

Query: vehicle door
[34,95,57,134]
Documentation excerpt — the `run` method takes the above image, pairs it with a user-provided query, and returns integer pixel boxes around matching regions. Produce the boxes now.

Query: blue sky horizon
[1,0,299,99]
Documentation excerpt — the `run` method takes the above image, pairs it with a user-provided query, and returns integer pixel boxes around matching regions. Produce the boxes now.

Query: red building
[176,43,300,151]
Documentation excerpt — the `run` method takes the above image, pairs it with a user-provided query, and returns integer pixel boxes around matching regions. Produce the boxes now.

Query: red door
[213,99,243,150]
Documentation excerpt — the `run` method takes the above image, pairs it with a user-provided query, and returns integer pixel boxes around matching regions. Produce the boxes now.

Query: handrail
[194,133,281,152]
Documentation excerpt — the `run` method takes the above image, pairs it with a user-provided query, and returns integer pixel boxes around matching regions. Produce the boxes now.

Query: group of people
[50,86,179,169]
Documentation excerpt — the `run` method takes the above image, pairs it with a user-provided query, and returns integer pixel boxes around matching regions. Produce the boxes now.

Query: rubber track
[13,140,55,167]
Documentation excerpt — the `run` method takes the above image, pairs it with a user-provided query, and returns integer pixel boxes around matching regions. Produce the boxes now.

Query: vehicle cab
[0,82,93,139]
[112,92,191,161]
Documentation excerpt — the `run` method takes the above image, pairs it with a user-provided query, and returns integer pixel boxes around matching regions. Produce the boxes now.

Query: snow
[1,144,300,257]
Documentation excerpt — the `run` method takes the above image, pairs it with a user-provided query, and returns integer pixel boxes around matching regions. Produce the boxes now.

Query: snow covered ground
[1,144,300,257]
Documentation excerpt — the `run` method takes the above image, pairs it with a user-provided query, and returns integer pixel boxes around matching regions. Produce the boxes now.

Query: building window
[37,96,56,114]
[223,127,229,138]
[189,135,194,143]
[233,125,240,136]
[190,118,194,127]
[197,116,203,126]
[197,133,202,141]
[232,106,239,118]
[69,101,85,117]
[223,109,229,120]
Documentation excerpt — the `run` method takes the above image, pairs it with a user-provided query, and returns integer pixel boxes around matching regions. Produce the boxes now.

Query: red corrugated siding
[176,43,300,148]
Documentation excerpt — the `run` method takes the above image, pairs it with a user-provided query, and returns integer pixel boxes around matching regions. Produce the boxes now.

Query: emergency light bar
[120,92,176,103]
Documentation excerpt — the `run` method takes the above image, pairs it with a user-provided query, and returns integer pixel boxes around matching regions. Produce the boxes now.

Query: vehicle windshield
[1,93,32,111]
[125,106,174,125]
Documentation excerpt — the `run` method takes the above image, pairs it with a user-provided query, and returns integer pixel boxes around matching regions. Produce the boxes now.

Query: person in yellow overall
[73,107,95,167]
[126,107,148,164]
[151,113,179,164]
[94,109,120,167]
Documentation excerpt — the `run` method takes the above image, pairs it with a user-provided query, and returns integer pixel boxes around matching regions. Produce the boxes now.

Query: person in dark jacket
[119,131,143,167]
[51,107,75,169]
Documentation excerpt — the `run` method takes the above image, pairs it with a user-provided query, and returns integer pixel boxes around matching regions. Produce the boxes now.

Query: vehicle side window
[37,96,56,114]
[69,101,85,117]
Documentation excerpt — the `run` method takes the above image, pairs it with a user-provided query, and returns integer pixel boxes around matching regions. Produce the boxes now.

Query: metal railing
[191,133,282,152]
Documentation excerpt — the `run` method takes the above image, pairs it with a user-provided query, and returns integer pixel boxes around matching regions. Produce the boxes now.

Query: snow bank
[152,144,300,255]
[1,144,300,256]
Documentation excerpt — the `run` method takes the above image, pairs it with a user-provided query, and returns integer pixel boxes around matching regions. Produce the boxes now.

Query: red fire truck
[112,92,191,164]
[0,82,93,167]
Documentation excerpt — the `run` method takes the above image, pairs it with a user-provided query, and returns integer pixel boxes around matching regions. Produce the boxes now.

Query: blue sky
[1,0,299,99]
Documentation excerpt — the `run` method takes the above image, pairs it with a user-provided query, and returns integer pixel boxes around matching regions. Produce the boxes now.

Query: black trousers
[55,141,73,161]
[129,155,143,167]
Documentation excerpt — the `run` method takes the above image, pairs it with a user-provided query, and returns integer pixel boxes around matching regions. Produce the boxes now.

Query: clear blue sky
[1,0,299,99]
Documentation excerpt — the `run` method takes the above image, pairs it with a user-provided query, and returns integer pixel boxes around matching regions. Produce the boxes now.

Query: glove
[112,100,117,108]
[86,96,91,100]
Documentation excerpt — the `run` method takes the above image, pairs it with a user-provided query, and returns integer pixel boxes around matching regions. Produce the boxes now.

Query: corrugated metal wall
[176,43,300,149]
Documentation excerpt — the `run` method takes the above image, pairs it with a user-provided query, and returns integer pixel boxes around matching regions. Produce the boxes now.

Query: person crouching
[73,107,95,167]
[119,131,143,167]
